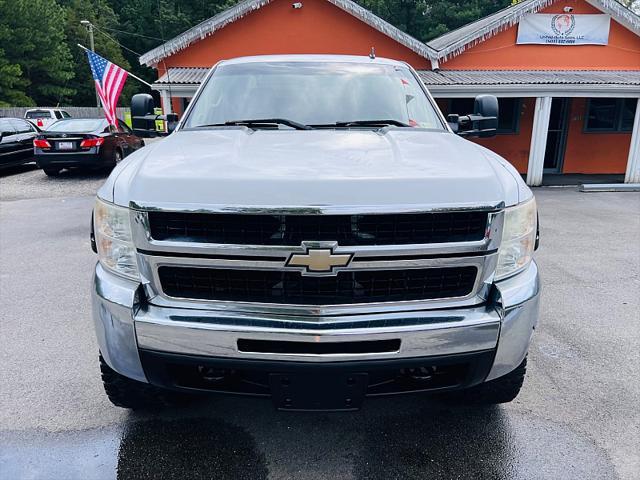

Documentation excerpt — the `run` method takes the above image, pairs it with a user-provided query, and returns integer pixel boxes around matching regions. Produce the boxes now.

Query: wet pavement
[1,168,639,479]
[0,401,616,480]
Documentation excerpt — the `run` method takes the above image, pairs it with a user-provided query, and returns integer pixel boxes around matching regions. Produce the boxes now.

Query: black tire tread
[113,148,123,166]
[100,355,189,410]
[43,168,61,176]
[454,357,527,405]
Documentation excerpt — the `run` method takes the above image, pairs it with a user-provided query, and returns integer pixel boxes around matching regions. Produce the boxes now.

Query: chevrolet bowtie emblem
[286,248,353,275]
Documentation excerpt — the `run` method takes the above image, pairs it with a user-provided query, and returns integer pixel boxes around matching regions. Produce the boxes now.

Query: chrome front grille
[157,265,478,305]
[131,203,504,316]
[147,211,489,246]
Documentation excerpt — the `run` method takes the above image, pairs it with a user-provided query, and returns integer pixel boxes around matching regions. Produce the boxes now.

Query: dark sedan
[0,118,40,171]
[34,118,144,176]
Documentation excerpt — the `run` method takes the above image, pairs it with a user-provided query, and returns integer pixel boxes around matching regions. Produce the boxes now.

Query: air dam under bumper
[92,261,540,386]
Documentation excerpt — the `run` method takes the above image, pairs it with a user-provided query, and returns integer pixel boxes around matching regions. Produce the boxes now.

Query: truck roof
[219,54,409,67]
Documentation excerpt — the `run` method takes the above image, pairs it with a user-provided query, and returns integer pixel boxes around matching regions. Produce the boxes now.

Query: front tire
[43,167,61,176]
[453,357,527,405]
[100,355,190,409]
[113,149,123,165]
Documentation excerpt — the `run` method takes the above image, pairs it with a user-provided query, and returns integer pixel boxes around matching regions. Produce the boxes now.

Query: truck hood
[108,129,522,209]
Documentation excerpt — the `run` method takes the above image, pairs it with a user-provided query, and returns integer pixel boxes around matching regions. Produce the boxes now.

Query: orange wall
[157,0,430,70]
[441,0,640,70]
[474,98,534,174]
[171,97,184,116]
[436,98,631,174]
[563,98,632,173]
[436,0,638,175]
[438,98,535,174]
[438,97,632,175]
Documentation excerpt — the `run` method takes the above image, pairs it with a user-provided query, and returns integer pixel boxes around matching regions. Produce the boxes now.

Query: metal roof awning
[155,67,210,84]
[152,67,640,98]
[418,70,640,97]
[152,68,209,95]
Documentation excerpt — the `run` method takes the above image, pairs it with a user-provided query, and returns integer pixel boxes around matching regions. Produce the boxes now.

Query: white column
[160,89,172,115]
[526,96,553,187]
[624,98,640,184]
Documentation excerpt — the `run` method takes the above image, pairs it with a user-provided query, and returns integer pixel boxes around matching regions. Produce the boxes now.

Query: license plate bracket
[57,141,74,150]
[269,372,368,411]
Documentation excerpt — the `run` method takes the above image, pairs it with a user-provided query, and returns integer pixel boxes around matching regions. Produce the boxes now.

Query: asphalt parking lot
[1,160,639,480]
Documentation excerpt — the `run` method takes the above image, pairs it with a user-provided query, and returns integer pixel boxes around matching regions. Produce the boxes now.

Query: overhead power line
[97,25,165,42]
[92,24,143,56]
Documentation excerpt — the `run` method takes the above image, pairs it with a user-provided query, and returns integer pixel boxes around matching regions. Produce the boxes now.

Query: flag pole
[78,44,153,88]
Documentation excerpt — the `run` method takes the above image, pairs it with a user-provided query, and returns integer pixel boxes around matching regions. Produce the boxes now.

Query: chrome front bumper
[92,261,540,384]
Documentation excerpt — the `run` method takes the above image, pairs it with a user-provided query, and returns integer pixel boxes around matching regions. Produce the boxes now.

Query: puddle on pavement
[0,397,614,480]
[1,418,267,480]
[118,418,268,479]
[355,404,614,480]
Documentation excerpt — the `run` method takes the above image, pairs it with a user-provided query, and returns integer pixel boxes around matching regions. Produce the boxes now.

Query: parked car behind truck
[92,55,540,411]
[34,118,144,176]
[24,108,71,130]
[0,117,40,170]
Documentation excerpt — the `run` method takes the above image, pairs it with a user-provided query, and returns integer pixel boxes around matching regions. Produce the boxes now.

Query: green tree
[357,0,511,41]
[109,0,240,87]
[0,0,75,105]
[0,58,31,107]
[59,0,137,106]
[0,11,31,106]
[0,0,519,108]
[356,0,433,41]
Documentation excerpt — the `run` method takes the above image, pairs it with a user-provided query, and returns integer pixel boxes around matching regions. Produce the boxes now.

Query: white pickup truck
[91,55,540,411]
[24,108,71,129]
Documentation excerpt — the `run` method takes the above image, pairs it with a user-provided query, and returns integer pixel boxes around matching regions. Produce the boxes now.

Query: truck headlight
[94,198,140,280]
[495,197,537,281]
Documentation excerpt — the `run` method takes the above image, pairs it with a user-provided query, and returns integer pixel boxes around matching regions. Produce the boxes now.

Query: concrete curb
[579,183,640,192]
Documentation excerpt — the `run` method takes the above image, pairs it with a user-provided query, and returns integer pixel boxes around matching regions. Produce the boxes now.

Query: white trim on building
[527,97,553,187]
[625,98,640,183]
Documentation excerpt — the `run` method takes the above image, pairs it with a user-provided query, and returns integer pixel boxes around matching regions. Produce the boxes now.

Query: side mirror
[448,94,499,138]
[131,93,178,137]
[131,93,157,137]
[474,95,498,137]
[131,93,155,119]
[0,132,4,142]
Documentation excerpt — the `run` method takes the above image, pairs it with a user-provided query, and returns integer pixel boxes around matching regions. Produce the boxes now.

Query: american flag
[86,50,128,125]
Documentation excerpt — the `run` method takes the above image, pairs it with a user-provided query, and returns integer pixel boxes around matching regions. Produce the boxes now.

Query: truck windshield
[183,61,444,130]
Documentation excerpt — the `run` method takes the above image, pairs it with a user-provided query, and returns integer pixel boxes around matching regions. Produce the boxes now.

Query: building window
[585,98,637,132]
[448,98,521,134]
[621,98,637,131]
[497,98,520,134]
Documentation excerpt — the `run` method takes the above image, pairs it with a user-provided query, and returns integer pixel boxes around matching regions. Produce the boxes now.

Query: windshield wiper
[196,118,313,130]
[330,119,411,128]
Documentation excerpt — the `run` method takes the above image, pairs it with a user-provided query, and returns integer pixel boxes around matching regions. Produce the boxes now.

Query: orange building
[139,0,640,185]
